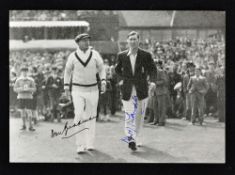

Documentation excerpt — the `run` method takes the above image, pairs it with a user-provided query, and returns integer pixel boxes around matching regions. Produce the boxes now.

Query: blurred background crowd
[9,10,225,125]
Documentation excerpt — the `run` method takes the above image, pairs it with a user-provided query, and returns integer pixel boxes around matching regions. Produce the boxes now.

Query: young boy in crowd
[13,67,36,131]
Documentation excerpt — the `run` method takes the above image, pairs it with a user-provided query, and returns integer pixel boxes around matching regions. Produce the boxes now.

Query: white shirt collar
[127,48,138,56]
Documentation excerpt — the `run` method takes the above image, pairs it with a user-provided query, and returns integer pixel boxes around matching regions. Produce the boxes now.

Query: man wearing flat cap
[64,33,106,154]
[115,31,157,151]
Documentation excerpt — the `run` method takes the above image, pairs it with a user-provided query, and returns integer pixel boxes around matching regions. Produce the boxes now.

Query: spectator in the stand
[34,66,45,119]
[168,64,182,118]
[145,80,155,123]
[174,82,184,118]
[182,62,195,120]
[46,66,63,122]
[99,59,112,121]
[187,66,208,125]
[41,70,50,119]
[151,60,168,126]
[204,60,218,117]
[109,56,118,116]
[216,65,225,122]
[31,67,39,124]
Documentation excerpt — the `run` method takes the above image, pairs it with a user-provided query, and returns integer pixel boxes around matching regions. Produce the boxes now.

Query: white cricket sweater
[64,47,106,91]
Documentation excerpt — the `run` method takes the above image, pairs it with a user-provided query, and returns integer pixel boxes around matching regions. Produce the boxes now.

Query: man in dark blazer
[115,31,157,151]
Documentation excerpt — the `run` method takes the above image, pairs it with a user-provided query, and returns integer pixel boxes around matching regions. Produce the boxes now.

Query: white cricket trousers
[122,86,147,141]
[71,88,99,149]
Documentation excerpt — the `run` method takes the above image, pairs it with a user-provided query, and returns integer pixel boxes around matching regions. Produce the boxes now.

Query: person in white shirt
[64,33,106,154]
[115,31,157,151]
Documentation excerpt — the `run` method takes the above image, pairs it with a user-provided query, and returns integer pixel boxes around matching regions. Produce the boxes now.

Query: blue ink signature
[121,96,138,143]
[124,96,138,121]
[121,127,136,143]
[121,96,147,143]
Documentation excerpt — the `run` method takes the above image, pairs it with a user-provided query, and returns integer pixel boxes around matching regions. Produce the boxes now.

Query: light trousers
[71,87,99,148]
[122,86,147,141]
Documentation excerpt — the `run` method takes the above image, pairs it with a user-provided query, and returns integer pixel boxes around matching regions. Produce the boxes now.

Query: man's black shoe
[127,136,137,151]
[20,125,26,130]
[128,141,137,151]
[29,127,35,131]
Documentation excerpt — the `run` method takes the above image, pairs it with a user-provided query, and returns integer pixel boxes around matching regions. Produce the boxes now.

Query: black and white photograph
[9,10,225,163]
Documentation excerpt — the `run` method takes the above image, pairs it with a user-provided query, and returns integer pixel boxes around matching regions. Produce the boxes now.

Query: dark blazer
[115,48,157,101]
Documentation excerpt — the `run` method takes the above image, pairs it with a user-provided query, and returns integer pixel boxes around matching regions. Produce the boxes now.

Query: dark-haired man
[115,31,157,151]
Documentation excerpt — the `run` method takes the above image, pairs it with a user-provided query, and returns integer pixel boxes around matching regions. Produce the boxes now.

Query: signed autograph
[51,116,96,139]
[121,95,146,143]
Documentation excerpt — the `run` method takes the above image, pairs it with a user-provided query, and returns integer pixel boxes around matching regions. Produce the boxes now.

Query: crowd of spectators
[9,36,225,124]
[10,50,69,76]
[143,36,225,123]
